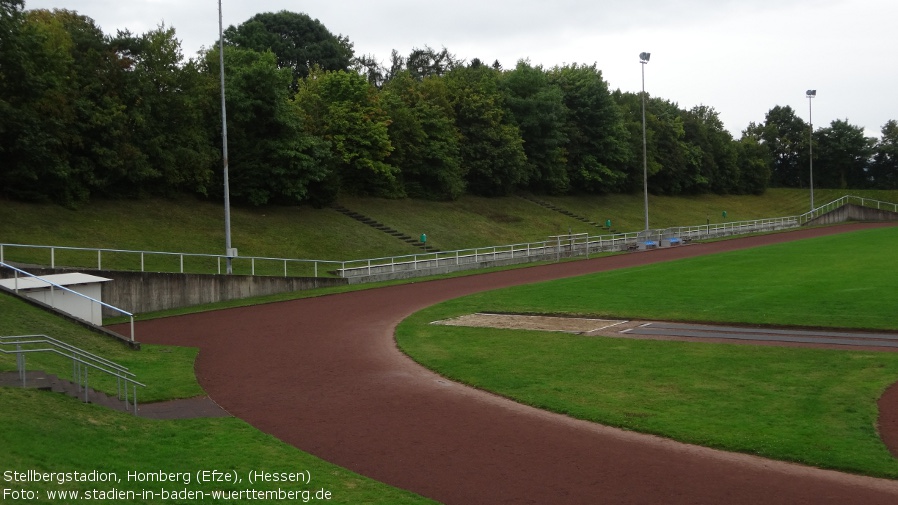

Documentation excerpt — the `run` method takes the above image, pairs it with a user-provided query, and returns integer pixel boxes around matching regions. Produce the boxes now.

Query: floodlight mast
[640,52,651,231]
[806,90,816,212]
[219,0,233,274]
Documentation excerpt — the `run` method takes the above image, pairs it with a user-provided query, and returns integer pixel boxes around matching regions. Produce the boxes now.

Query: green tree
[501,61,569,194]
[404,46,459,80]
[735,130,772,194]
[871,120,898,189]
[224,11,353,90]
[444,62,527,196]
[815,119,874,189]
[548,64,629,193]
[681,105,739,193]
[293,68,397,199]
[203,46,331,205]
[0,0,64,201]
[112,25,217,196]
[3,8,140,203]
[646,97,703,194]
[751,106,808,188]
[382,71,465,200]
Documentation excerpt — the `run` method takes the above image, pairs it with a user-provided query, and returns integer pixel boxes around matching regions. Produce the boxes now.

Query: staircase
[0,370,136,413]
[1,334,144,415]
[518,195,612,231]
[331,204,439,252]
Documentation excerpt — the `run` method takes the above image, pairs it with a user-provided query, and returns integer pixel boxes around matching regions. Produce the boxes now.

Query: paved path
[128,223,898,504]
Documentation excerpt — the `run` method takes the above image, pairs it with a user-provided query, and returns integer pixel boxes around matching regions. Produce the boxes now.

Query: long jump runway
[624,322,898,349]
[129,223,898,505]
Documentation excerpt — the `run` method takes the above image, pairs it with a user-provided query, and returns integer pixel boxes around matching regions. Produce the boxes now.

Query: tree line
[2,3,897,207]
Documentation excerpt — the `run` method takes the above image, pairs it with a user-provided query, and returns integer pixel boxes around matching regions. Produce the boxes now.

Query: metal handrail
[797,195,898,225]
[0,243,343,278]
[0,262,135,342]
[1,334,145,415]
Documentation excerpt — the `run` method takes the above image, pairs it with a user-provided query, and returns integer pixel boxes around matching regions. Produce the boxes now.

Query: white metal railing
[0,262,135,342]
[1,195,894,282]
[0,244,343,279]
[1,334,145,415]
[797,195,898,225]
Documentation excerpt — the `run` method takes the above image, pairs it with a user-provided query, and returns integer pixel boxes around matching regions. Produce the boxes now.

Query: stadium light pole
[640,52,651,231]
[806,89,816,212]
[219,0,233,274]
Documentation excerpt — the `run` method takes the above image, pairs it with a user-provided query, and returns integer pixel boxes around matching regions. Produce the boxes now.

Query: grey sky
[25,0,897,138]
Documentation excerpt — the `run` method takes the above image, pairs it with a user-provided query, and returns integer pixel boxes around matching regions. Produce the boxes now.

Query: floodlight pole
[807,90,816,212]
[640,52,651,231]
[219,0,233,274]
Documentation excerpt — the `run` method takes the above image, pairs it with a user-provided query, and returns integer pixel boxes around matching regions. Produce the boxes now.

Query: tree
[645,97,703,194]
[1,8,141,203]
[614,91,703,195]
[549,64,629,193]
[871,120,898,189]
[501,60,569,194]
[293,68,397,200]
[0,0,63,201]
[814,119,874,189]
[112,25,217,196]
[224,11,353,90]
[751,106,808,188]
[682,105,739,193]
[735,130,772,195]
[203,46,331,205]
[405,46,460,80]
[444,62,527,196]
[382,71,465,200]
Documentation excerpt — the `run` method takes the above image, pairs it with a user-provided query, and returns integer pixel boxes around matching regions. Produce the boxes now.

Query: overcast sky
[25,0,897,138]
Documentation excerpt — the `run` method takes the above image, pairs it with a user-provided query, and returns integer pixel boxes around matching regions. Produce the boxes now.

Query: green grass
[0,293,436,504]
[0,390,436,505]
[396,226,898,477]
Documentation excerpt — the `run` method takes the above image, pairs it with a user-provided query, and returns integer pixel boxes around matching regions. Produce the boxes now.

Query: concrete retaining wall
[2,268,347,314]
[808,204,898,226]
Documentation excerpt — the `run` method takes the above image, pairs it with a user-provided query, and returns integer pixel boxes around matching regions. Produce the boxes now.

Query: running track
[131,223,898,504]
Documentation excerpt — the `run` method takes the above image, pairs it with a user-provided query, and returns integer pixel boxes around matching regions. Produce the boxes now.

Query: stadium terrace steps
[517,194,611,231]
[331,204,440,252]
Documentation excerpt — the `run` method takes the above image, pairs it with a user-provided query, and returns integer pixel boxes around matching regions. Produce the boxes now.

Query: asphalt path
[130,223,898,504]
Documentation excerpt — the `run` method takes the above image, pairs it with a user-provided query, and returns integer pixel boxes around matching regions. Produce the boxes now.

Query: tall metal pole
[219,0,233,274]
[808,93,815,212]
[640,54,650,231]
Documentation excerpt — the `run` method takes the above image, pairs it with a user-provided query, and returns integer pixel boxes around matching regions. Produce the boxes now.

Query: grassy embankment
[4,188,897,271]
[396,226,898,478]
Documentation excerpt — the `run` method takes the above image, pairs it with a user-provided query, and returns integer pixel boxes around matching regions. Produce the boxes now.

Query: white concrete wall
[23,283,104,325]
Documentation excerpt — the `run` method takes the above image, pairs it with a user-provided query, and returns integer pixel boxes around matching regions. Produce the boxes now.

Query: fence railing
[0,262,135,342]
[797,195,898,225]
[1,195,894,282]
[0,244,344,279]
[0,334,145,415]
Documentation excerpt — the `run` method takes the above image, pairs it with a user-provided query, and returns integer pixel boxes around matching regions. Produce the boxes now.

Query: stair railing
[0,335,145,415]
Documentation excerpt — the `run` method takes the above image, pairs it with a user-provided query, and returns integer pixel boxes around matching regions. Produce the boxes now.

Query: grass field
[396,226,898,478]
